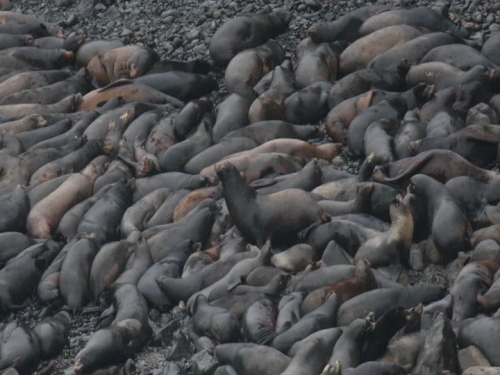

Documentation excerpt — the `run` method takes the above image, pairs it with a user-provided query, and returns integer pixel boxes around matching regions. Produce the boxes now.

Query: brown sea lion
[0,93,80,119]
[0,70,72,101]
[209,10,292,66]
[75,40,125,68]
[0,114,46,134]
[339,25,424,76]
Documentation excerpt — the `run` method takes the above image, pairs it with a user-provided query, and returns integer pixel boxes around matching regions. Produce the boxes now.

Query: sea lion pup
[300,259,377,316]
[87,45,159,87]
[353,195,413,279]
[339,25,424,76]
[368,32,465,73]
[216,162,329,247]
[358,6,469,38]
[410,124,500,168]
[327,60,410,109]
[421,44,499,70]
[407,174,470,263]
[73,318,150,373]
[307,5,391,43]
[209,9,292,66]
[394,110,426,160]
[295,42,340,89]
[224,40,285,97]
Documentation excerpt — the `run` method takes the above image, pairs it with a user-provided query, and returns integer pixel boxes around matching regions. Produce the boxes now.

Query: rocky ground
[7,0,500,373]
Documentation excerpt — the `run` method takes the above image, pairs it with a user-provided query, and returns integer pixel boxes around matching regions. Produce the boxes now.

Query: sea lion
[408,174,470,262]
[73,319,150,373]
[212,93,254,142]
[318,183,374,218]
[215,343,291,375]
[144,189,190,228]
[394,110,426,159]
[87,46,159,87]
[466,102,500,126]
[134,71,217,102]
[122,111,162,150]
[339,25,424,76]
[173,97,212,141]
[271,244,318,272]
[26,163,98,239]
[280,336,338,375]
[173,186,222,222]
[146,58,213,75]
[0,114,46,134]
[0,70,72,101]
[358,6,469,37]
[372,150,499,185]
[354,195,413,279]
[242,298,278,345]
[482,31,500,66]
[0,185,29,233]
[284,81,333,124]
[0,232,33,266]
[421,44,499,70]
[450,261,498,321]
[0,93,80,119]
[328,316,375,370]
[368,32,463,72]
[217,162,329,247]
[75,40,125,68]
[336,283,445,326]
[34,32,85,51]
[0,33,32,50]
[224,40,285,97]
[3,47,74,69]
[209,10,291,66]
[307,5,390,43]
[0,320,40,374]
[33,311,70,360]
[272,293,339,353]
[275,292,305,335]
[98,283,149,328]
[410,124,500,168]
[327,62,410,109]
[295,43,339,89]
[363,118,399,164]
[458,317,500,366]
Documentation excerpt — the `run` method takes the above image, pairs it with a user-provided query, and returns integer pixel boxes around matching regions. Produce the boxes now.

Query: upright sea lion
[358,6,469,37]
[217,162,328,247]
[394,110,426,159]
[209,10,292,66]
[224,40,285,97]
[307,5,391,43]
[339,25,424,76]
[421,44,499,70]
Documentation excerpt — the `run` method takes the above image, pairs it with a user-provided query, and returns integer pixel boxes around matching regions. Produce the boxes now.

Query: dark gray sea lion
[138,240,195,311]
[275,292,305,335]
[410,124,500,168]
[339,25,424,76]
[482,32,500,66]
[2,47,74,69]
[26,163,98,239]
[358,6,469,37]
[307,5,391,43]
[0,93,80,119]
[33,311,70,360]
[144,189,190,228]
[73,318,150,373]
[0,33,32,50]
[173,97,212,141]
[394,110,426,159]
[113,236,153,286]
[59,234,99,310]
[458,317,500,366]
[421,44,499,70]
[477,265,500,312]
[0,185,29,233]
[336,283,445,326]
[34,32,85,51]
[466,102,500,126]
[99,283,149,328]
[209,10,291,66]
[284,81,332,124]
[216,162,329,247]
[212,94,254,142]
[0,232,33,266]
[215,343,291,375]
[15,118,73,151]
[77,179,133,246]
[368,32,463,72]
[242,298,277,345]
[0,114,46,134]
[146,58,214,75]
[363,118,398,164]
[224,40,285,97]
[328,316,375,370]
[192,295,241,343]
[134,71,218,102]
[318,183,374,218]
[295,43,339,89]
[0,70,72,101]
[272,293,339,353]
[408,174,470,262]
[0,320,40,374]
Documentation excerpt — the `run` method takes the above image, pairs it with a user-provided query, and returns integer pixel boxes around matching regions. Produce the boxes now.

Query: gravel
[7,0,500,373]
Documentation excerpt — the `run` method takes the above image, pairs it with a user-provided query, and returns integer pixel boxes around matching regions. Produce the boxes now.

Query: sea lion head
[408,139,422,155]
[22,35,34,46]
[271,9,293,30]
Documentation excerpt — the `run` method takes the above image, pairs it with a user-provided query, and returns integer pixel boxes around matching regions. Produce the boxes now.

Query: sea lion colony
[0,1,500,375]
